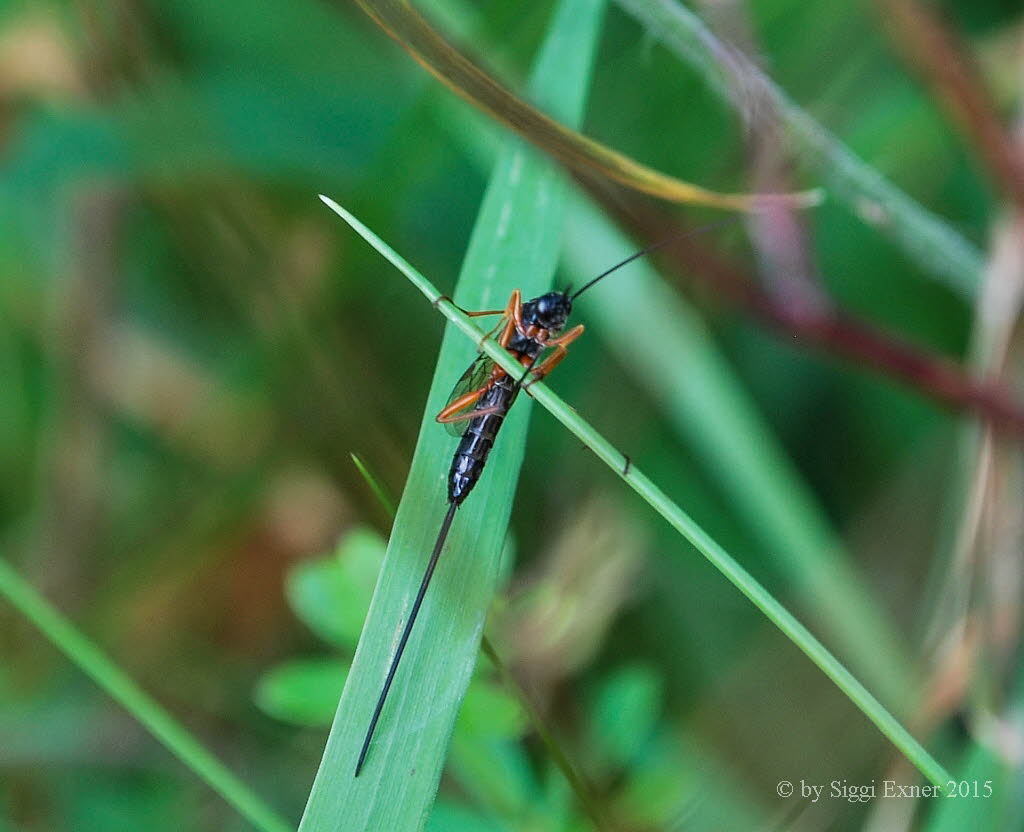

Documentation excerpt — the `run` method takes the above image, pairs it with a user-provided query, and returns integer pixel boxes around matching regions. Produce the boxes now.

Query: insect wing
[441,354,495,436]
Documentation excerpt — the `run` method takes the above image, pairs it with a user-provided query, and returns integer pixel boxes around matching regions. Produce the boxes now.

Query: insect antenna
[355,500,459,777]
[570,217,741,300]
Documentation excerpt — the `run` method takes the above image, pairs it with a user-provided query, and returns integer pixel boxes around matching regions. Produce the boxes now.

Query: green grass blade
[614,0,984,298]
[351,452,398,518]
[561,193,913,707]
[319,198,952,791]
[299,2,605,829]
[0,557,292,832]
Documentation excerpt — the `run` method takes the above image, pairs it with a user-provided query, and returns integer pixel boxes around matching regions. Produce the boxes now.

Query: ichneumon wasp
[354,219,737,776]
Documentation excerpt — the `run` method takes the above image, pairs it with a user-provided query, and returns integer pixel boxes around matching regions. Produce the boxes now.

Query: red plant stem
[743,287,1024,435]
[876,0,1024,214]
[589,187,1024,437]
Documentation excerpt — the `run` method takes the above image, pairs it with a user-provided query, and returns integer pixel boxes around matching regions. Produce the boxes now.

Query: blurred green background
[2,0,1023,829]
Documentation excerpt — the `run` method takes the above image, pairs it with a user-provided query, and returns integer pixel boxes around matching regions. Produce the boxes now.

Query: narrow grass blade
[613,0,983,298]
[351,452,397,518]
[300,2,605,829]
[320,199,952,791]
[561,193,913,708]
[0,558,292,832]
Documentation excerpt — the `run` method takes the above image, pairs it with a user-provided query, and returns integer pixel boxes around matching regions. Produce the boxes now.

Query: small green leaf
[587,664,662,769]
[286,527,386,649]
[427,801,513,832]
[447,733,535,821]
[255,658,350,727]
[455,677,527,741]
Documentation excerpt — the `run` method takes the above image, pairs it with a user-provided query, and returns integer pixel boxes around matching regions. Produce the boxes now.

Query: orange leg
[480,313,510,344]
[506,290,530,339]
[528,324,585,381]
[449,291,521,323]
[485,290,524,351]
[437,402,506,424]
[436,290,526,422]
[437,381,507,424]
[543,324,585,349]
[493,314,516,350]
[434,294,505,318]
[444,290,524,351]
[437,364,509,424]
[465,305,510,348]
[437,385,489,423]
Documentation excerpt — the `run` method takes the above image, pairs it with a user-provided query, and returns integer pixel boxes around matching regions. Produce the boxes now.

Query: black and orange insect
[354,222,734,776]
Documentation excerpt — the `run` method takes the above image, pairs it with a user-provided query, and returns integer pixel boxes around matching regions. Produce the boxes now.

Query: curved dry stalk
[352,0,820,212]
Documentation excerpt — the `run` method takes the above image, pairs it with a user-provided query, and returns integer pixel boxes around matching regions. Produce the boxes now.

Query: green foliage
[938,0,1024,34]
[0,559,291,832]
[258,529,527,750]
[256,658,350,726]
[585,664,663,771]
[286,527,385,648]
[1,0,1020,829]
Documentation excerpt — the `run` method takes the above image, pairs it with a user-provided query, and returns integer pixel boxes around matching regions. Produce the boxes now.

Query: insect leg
[479,314,511,346]
[437,403,506,423]
[436,385,492,423]
[436,365,508,424]
[465,307,507,318]
[433,294,506,318]
[470,291,523,350]
[438,290,523,422]
[523,324,585,384]
[507,290,528,337]
[541,324,586,350]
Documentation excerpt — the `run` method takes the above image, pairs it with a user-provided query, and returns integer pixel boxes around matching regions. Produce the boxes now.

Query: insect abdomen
[448,376,518,504]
